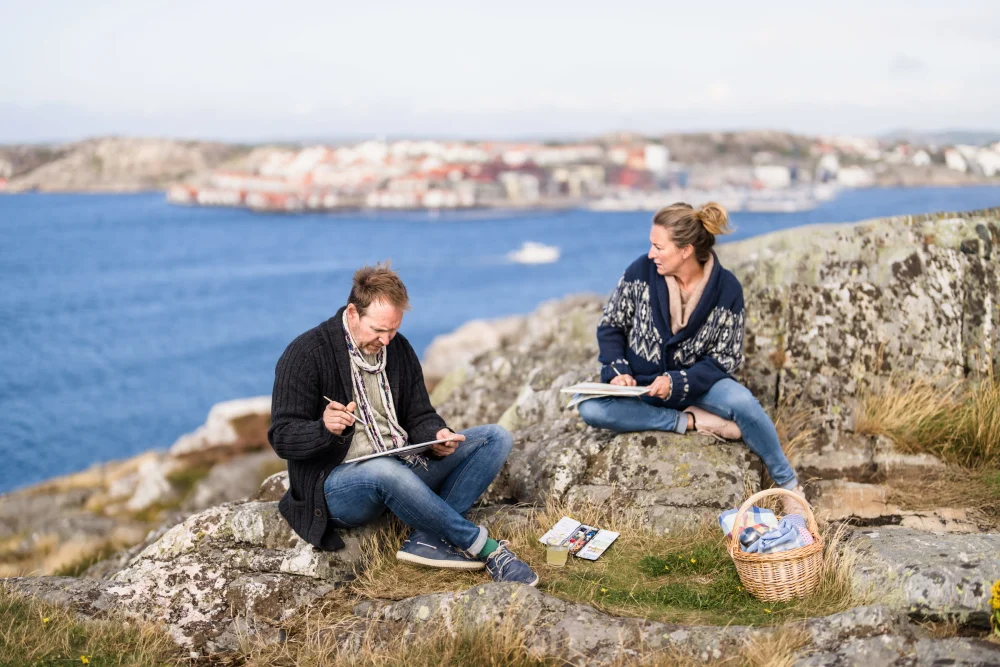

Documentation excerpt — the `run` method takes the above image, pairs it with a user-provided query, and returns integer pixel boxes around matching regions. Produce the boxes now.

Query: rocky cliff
[2,207,999,663]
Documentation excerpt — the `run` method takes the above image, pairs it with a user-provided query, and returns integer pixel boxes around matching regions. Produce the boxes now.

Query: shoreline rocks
[0,396,281,578]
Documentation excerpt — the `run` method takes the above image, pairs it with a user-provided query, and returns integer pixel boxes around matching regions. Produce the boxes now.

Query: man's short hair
[348,261,410,316]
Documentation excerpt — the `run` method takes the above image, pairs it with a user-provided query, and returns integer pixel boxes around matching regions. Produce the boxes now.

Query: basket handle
[726,488,819,554]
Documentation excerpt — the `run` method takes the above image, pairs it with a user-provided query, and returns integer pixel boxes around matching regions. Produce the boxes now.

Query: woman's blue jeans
[577,378,798,488]
[323,424,513,553]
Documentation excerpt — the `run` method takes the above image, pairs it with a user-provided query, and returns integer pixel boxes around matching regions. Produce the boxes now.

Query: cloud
[889,54,927,77]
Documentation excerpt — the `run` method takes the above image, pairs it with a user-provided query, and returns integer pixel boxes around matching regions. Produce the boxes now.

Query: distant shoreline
[4,182,1000,198]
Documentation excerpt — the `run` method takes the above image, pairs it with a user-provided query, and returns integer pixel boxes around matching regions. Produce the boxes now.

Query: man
[267,262,538,585]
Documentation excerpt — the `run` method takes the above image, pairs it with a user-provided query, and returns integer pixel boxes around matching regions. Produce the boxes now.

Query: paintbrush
[323,395,369,427]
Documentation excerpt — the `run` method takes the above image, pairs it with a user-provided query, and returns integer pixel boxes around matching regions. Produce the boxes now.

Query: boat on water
[507,241,560,265]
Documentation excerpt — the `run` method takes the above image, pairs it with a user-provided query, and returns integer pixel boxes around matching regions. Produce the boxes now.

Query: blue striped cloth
[742,514,815,554]
[718,506,778,537]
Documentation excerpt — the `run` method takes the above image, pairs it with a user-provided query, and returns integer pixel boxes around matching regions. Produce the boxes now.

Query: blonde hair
[348,260,410,316]
[652,201,732,262]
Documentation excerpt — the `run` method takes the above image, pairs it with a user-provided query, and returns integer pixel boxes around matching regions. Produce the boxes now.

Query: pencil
[322,395,369,427]
[610,365,643,392]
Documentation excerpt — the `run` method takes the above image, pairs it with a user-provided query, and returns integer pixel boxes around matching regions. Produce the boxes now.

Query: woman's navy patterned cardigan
[596,251,746,409]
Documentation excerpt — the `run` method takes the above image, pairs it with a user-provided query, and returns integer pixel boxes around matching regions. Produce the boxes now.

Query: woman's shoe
[780,485,808,517]
[684,407,742,441]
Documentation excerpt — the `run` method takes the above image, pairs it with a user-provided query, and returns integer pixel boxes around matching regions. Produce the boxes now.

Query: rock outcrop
[168,396,272,459]
[362,583,1000,666]
[0,396,280,577]
[850,527,1000,628]
[720,210,1000,461]
[4,497,374,655]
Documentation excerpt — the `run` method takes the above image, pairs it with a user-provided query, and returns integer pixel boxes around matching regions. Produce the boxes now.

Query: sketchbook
[342,438,455,464]
[539,516,619,561]
[559,382,649,408]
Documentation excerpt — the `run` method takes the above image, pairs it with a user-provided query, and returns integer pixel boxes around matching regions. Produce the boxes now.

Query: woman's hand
[647,375,672,399]
[609,374,636,387]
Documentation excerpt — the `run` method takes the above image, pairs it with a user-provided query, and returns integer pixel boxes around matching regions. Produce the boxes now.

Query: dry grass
[883,466,1000,525]
[855,374,959,454]
[230,603,558,667]
[0,582,185,667]
[237,572,819,667]
[740,628,812,667]
[773,405,817,470]
[51,541,121,578]
[856,368,1000,469]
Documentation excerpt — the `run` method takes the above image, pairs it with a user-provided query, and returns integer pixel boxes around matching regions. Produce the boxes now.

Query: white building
[816,153,840,179]
[499,172,541,203]
[823,135,882,160]
[644,144,670,175]
[976,148,1000,177]
[944,149,968,173]
[837,166,875,188]
[955,144,979,162]
[912,149,932,167]
[753,165,792,189]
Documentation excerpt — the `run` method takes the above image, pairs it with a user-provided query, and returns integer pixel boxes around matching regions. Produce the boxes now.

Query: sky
[1,0,998,143]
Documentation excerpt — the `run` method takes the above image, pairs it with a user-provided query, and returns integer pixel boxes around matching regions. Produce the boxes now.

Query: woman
[578,202,805,514]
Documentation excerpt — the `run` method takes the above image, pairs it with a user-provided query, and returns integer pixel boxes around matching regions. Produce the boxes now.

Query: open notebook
[342,438,455,464]
[559,382,649,408]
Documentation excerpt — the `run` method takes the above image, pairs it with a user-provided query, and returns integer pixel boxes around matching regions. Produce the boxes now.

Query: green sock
[477,538,500,559]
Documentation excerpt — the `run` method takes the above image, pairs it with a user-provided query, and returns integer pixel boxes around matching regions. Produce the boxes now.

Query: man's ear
[346,303,361,329]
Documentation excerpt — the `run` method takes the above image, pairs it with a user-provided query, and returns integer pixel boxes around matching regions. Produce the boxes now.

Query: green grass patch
[0,583,184,667]
[984,469,1000,496]
[128,501,178,524]
[165,462,213,498]
[350,500,868,629]
[541,530,831,626]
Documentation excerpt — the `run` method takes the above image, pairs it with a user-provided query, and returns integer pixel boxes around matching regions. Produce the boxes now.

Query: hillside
[0,137,249,192]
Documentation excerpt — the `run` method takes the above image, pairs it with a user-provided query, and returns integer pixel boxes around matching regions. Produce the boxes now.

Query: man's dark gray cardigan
[267,306,448,551]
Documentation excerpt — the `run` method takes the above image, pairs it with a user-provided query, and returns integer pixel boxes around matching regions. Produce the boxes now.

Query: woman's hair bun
[697,202,731,236]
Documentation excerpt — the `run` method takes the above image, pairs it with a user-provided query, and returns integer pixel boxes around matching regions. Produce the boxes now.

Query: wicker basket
[727,488,824,602]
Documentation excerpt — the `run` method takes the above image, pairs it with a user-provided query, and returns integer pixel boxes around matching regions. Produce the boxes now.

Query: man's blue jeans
[323,424,512,553]
[577,378,798,488]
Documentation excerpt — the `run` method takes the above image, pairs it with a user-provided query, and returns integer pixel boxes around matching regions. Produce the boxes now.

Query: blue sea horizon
[3,186,1000,493]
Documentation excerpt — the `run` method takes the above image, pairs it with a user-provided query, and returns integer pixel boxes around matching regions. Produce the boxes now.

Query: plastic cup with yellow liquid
[546,539,570,567]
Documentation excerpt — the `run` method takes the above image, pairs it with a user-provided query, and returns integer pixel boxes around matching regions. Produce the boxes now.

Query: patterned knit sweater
[596,251,745,409]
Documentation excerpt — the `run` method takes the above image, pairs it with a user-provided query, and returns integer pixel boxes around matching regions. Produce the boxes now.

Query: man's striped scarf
[342,311,426,467]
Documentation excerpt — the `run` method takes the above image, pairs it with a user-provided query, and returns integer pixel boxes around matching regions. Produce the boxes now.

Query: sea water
[2,186,999,492]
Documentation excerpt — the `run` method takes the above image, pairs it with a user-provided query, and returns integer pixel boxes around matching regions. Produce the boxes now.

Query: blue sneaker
[395,530,485,570]
[485,540,539,586]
